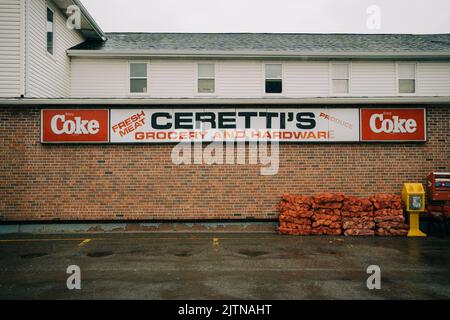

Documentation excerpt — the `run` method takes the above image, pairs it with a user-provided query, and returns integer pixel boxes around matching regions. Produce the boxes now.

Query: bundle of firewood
[277,193,408,236]
[310,193,344,235]
[341,196,375,236]
[370,195,408,236]
[277,195,313,235]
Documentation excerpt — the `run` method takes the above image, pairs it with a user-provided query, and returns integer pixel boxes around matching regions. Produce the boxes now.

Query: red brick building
[0,1,449,223]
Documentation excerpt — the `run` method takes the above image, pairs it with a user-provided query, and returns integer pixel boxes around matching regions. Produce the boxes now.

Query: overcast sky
[80,0,450,34]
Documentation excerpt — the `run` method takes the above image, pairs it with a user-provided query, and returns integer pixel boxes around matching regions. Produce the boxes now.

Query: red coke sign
[360,108,426,141]
[41,109,109,143]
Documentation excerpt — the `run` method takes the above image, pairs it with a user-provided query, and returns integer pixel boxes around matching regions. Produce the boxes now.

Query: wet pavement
[0,233,449,299]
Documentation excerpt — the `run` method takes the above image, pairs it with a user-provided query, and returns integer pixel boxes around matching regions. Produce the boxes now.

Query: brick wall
[0,106,448,221]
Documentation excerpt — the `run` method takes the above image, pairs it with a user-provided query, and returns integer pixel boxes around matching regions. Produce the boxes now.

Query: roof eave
[66,50,450,59]
[71,0,106,40]
[2,96,450,105]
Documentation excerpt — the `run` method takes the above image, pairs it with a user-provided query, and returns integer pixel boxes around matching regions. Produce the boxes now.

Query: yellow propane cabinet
[402,183,426,237]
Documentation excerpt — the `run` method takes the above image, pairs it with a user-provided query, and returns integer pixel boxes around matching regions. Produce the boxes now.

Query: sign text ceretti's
[40,108,426,143]
[110,108,360,142]
[41,109,109,143]
[360,108,426,141]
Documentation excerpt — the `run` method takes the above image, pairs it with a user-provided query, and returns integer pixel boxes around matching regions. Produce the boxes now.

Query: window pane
[47,33,53,55]
[265,79,282,93]
[398,64,415,79]
[130,79,147,93]
[265,64,282,79]
[130,63,147,78]
[198,79,215,93]
[198,64,215,78]
[332,79,349,94]
[399,79,415,93]
[332,64,349,79]
[47,8,53,54]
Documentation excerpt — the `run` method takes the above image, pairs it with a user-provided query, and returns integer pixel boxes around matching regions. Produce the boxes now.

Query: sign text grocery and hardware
[40,108,426,143]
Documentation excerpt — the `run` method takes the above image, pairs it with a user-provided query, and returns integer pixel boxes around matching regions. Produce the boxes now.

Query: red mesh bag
[344,229,375,236]
[313,193,345,203]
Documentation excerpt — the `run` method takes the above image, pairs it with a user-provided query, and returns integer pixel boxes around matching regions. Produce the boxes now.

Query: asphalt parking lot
[0,233,449,299]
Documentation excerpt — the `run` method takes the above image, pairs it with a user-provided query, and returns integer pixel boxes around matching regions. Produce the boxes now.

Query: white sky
[80,0,450,34]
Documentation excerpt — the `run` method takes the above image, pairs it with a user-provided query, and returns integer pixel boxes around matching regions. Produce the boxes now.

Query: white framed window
[46,7,54,55]
[129,62,148,94]
[265,64,283,94]
[331,63,350,94]
[397,63,416,94]
[197,63,215,94]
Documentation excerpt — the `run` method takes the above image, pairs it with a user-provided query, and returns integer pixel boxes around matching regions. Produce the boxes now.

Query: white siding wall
[216,61,263,98]
[284,62,329,97]
[417,62,450,96]
[70,58,450,98]
[149,60,195,98]
[351,61,397,96]
[71,58,128,98]
[27,0,84,97]
[0,0,22,97]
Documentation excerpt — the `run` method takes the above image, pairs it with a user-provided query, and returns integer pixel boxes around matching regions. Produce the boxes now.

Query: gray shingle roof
[69,33,450,55]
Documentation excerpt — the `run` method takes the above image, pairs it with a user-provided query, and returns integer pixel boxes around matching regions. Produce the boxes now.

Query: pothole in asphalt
[238,250,269,257]
[174,251,192,257]
[86,251,113,258]
[20,253,48,259]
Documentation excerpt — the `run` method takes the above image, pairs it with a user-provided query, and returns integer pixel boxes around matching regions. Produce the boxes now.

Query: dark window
[47,8,54,55]
[265,79,282,93]
[265,64,282,94]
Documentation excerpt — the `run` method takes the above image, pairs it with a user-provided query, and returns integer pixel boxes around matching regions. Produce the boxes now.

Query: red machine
[427,172,450,201]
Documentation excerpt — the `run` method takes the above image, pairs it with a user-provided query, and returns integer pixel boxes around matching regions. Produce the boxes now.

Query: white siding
[0,0,22,97]
[71,58,128,98]
[69,58,450,99]
[351,61,397,96]
[27,0,84,98]
[417,62,450,96]
[284,62,329,97]
[216,61,263,98]
[150,60,195,98]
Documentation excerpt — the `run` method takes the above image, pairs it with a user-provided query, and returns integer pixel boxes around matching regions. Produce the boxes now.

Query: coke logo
[51,114,100,135]
[361,108,425,141]
[369,113,417,134]
[42,109,109,143]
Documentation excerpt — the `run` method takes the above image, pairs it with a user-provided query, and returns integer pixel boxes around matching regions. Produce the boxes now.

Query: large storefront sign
[110,108,360,143]
[41,109,109,143]
[360,108,426,141]
[40,107,426,143]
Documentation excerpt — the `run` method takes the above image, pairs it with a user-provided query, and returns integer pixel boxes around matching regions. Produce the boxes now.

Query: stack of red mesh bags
[310,193,343,235]
[277,195,313,235]
[341,196,375,236]
[370,194,408,236]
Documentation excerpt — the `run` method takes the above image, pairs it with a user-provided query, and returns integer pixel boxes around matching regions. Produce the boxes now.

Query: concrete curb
[0,222,278,234]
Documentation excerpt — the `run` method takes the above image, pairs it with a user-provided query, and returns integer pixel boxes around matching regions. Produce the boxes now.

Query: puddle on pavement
[20,253,48,259]
[86,251,113,258]
[174,251,192,257]
[238,250,269,257]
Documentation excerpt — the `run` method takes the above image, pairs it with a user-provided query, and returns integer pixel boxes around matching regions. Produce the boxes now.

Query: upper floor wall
[27,0,84,98]
[0,0,23,98]
[0,0,86,99]
[70,58,450,99]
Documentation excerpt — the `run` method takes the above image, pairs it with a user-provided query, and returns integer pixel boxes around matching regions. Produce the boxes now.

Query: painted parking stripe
[78,239,92,247]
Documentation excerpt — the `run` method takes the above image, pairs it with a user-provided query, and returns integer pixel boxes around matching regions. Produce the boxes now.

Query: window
[46,7,54,55]
[331,63,350,94]
[265,64,282,94]
[398,63,416,94]
[129,63,148,93]
[197,63,215,93]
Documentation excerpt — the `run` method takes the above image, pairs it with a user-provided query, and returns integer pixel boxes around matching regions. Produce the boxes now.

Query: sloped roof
[68,33,450,57]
